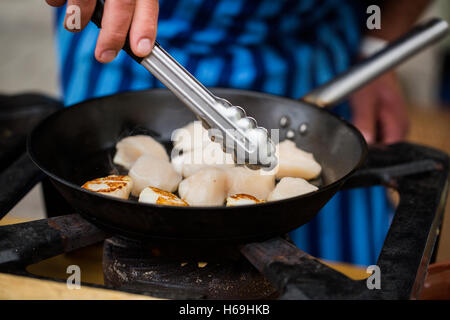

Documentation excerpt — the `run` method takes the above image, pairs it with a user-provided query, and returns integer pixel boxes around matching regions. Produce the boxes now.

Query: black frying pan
[27,19,448,243]
[28,89,366,242]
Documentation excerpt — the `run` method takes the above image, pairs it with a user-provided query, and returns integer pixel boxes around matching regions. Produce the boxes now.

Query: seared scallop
[178,168,228,206]
[171,143,235,178]
[275,140,321,180]
[113,135,169,169]
[267,177,318,201]
[129,154,182,196]
[139,187,188,206]
[226,194,264,206]
[226,166,275,200]
[82,175,133,199]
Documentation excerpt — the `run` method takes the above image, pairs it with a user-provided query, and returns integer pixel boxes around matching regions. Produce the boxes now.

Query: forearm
[367,0,432,41]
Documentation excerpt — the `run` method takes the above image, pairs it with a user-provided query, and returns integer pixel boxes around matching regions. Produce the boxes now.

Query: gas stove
[0,93,448,299]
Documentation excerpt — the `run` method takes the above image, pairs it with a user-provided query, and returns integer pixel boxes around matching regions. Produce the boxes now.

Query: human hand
[46,0,159,63]
[349,71,409,145]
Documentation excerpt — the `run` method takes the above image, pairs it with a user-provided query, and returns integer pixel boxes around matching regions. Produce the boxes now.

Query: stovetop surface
[0,217,369,299]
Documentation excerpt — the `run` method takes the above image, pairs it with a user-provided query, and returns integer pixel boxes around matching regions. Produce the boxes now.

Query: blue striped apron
[54,0,393,266]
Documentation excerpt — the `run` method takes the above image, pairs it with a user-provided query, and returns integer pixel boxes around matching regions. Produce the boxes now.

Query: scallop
[139,186,188,206]
[129,154,182,196]
[226,166,275,200]
[178,168,228,206]
[171,143,235,178]
[171,121,211,152]
[275,140,321,180]
[113,135,169,170]
[226,194,264,206]
[267,177,318,201]
[82,175,133,199]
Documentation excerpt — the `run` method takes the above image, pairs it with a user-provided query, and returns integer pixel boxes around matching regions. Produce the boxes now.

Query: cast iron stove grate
[0,94,448,299]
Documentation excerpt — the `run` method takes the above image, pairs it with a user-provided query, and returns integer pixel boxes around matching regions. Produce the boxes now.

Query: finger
[95,0,136,63]
[129,0,159,57]
[378,92,409,144]
[63,0,97,33]
[46,0,67,7]
[350,89,378,144]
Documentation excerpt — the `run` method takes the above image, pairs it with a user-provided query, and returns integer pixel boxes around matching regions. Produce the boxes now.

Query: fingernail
[100,50,117,62]
[137,38,152,56]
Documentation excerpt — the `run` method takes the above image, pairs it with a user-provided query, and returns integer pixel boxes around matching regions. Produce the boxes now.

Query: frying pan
[28,18,448,243]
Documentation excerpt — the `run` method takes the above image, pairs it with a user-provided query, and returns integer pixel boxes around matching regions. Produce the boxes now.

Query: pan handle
[302,18,449,108]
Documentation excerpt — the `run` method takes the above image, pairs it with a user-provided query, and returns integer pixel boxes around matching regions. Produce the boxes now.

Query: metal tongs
[91,1,448,171]
[90,1,276,170]
[140,44,277,169]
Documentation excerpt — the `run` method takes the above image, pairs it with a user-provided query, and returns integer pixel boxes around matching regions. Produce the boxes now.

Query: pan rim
[27,88,368,211]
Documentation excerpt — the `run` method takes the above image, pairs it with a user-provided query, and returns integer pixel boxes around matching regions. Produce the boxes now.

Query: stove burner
[102,237,277,299]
